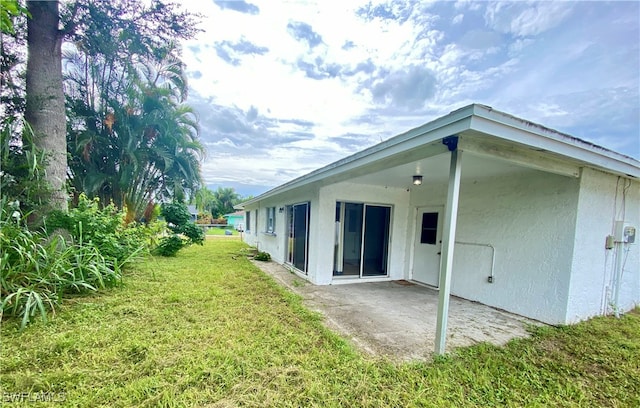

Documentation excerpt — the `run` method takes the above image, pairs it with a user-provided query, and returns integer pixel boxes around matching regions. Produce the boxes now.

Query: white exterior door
[412,207,443,286]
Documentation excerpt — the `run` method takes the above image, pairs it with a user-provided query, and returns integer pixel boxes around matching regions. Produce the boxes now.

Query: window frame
[266,207,276,234]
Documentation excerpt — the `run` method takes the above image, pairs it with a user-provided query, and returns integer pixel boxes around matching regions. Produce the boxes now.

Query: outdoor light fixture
[278,207,285,213]
[413,175,423,186]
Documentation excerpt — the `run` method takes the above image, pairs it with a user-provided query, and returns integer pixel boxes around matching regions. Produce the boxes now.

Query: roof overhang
[469,105,639,178]
[239,104,639,207]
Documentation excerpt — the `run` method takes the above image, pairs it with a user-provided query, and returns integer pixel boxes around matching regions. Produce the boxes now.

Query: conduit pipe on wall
[454,241,496,282]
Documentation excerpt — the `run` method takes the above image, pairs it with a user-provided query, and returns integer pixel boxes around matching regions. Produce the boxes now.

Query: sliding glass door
[287,202,310,274]
[333,202,391,278]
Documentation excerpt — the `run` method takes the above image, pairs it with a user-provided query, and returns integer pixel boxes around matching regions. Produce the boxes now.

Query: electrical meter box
[625,226,636,244]
[614,221,636,244]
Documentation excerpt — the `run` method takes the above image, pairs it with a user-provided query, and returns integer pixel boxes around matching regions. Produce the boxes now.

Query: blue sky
[180,0,639,197]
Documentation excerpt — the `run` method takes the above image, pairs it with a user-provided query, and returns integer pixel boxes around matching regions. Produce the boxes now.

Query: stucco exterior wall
[566,168,640,323]
[241,187,319,271]
[410,167,580,324]
[242,182,410,285]
[241,206,258,247]
[314,182,411,284]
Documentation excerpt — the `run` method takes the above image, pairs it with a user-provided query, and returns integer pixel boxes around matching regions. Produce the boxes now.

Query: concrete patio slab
[253,260,543,361]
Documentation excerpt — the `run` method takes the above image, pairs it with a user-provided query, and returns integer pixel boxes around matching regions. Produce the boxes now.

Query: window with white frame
[246,211,251,233]
[266,207,276,233]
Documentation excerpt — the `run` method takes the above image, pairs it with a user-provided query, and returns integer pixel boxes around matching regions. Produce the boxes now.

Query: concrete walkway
[253,260,542,361]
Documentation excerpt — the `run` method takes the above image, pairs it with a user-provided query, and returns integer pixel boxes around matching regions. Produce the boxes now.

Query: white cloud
[174,0,638,196]
[484,1,574,37]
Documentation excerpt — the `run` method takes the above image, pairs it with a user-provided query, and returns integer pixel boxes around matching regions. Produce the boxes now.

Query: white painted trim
[435,149,463,355]
[330,276,393,285]
[284,262,310,281]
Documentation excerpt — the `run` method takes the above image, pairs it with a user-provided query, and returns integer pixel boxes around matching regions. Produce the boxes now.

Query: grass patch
[2,240,639,407]
[205,226,238,235]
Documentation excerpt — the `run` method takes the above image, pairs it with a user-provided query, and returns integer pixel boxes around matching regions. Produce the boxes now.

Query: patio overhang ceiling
[348,131,586,190]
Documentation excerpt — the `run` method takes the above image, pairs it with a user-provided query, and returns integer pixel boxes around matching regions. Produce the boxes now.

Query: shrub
[212,217,227,225]
[46,194,154,267]
[180,222,205,245]
[154,203,204,257]
[155,235,184,257]
[255,251,271,261]
[161,202,191,227]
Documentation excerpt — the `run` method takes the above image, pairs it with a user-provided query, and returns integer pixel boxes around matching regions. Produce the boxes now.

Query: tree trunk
[25,0,67,212]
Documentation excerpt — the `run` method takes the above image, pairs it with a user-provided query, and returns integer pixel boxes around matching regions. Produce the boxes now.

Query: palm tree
[194,186,217,215]
[65,44,204,222]
[213,187,240,218]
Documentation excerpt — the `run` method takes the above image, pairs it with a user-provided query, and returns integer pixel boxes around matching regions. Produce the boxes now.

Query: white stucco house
[238,104,639,352]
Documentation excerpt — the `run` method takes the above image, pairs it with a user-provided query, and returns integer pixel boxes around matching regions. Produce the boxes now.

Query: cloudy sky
[179,0,639,197]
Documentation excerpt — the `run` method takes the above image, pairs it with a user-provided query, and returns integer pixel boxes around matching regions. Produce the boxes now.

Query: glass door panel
[362,205,390,276]
[287,203,310,274]
[333,202,390,278]
[293,203,309,272]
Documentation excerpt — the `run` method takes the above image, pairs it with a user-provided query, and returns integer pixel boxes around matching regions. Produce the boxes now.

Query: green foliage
[46,194,152,267]
[194,186,217,215]
[254,251,271,261]
[63,1,204,221]
[160,202,191,226]
[0,0,28,35]
[195,186,244,218]
[180,223,204,244]
[0,198,121,329]
[154,235,184,257]
[211,186,241,218]
[0,8,26,134]
[154,202,204,256]
[1,119,52,222]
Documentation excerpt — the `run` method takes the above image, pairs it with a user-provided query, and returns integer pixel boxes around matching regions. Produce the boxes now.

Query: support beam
[435,148,463,355]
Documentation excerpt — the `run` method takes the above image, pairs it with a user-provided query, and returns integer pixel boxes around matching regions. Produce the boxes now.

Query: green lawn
[1,240,639,407]
[205,226,239,235]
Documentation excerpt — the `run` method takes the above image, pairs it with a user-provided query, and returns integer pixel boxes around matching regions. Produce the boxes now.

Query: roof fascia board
[470,107,639,178]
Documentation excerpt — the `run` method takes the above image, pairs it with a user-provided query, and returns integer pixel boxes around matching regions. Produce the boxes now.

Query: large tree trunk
[25,0,67,212]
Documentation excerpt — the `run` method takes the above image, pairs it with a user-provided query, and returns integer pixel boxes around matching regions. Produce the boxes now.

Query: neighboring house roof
[240,104,639,207]
[224,211,245,218]
[187,205,198,215]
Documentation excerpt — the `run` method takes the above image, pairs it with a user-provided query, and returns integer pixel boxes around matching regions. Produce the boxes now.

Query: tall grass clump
[0,199,121,329]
